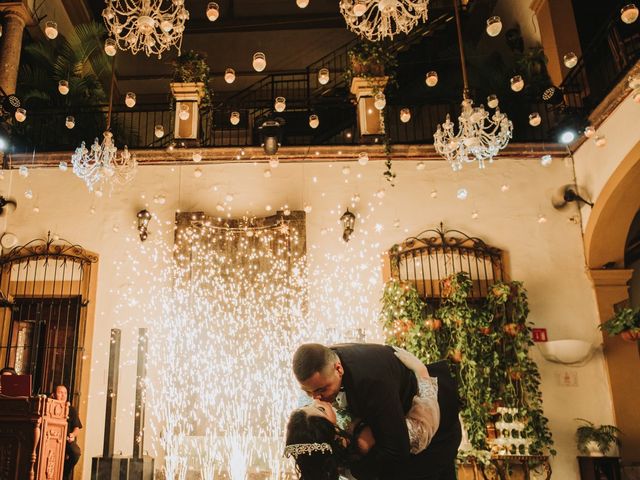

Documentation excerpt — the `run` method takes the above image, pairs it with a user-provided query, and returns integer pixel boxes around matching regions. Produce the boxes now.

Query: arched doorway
[583,139,640,462]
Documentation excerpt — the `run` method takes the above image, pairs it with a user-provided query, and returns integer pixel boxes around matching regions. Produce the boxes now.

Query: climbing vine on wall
[381,272,555,456]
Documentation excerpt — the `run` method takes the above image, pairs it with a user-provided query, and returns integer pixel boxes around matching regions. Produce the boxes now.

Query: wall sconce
[137,209,151,241]
[537,339,596,365]
[340,208,356,242]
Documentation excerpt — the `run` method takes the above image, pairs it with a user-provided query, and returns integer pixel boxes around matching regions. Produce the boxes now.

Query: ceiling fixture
[339,0,429,41]
[44,21,59,39]
[102,0,189,59]
[253,52,267,72]
[485,16,502,37]
[71,60,137,192]
[434,0,512,171]
[621,4,639,24]
[206,2,220,21]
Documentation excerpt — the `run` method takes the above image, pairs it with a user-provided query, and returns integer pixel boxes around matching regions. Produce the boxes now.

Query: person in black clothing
[52,384,83,480]
[290,343,461,480]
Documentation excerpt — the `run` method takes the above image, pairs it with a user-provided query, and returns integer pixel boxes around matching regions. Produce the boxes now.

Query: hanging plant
[171,50,213,111]
[345,40,398,88]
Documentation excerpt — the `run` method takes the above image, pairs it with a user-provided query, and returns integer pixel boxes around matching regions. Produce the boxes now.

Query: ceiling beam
[184,14,346,34]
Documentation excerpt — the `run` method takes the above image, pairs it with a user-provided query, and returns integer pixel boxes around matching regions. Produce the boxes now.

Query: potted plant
[575,419,622,456]
[345,40,398,88]
[599,307,640,342]
[171,50,212,111]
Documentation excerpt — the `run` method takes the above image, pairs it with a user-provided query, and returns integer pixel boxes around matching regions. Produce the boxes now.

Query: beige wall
[0,154,615,478]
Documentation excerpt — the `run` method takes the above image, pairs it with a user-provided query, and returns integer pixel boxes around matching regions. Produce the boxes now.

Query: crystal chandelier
[102,0,189,58]
[434,0,512,170]
[71,63,137,193]
[339,0,429,41]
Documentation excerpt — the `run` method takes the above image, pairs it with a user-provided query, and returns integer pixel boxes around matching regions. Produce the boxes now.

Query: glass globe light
[58,80,69,95]
[487,94,499,109]
[230,111,240,125]
[253,52,266,72]
[45,21,58,39]
[621,4,639,24]
[125,92,137,108]
[584,125,595,138]
[154,125,165,138]
[65,116,75,129]
[595,135,607,147]
[358,152,369,165]
[297,0,309,7]
[14,108,26,122]
[400,108,411,123]
[540,155,552,166]
[353,0,367,16]
[528,112,541,127]
[178,104,190,120]
[456,188,468,200]
[105,38,117,56]
[207,2,220,21]
[425,71,438,87]
[374,92,386,110]
[486,16,502,37]
[274,96,286,112]
[318,68,330,85]
[563,52,578,68]
[160,14,174,32]
[192,151,202,162]
[510,75,525,92]
[224,68,236,83]
[309,114,319,129]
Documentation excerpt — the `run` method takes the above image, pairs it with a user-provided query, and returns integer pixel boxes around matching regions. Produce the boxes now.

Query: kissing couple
[284,343,462,480]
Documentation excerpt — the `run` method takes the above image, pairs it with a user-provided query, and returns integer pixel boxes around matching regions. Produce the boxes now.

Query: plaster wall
[0,155,614,479]
[574,93,640,230]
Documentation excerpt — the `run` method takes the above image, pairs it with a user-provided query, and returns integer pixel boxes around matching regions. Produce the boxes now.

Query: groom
[292,343,461,480]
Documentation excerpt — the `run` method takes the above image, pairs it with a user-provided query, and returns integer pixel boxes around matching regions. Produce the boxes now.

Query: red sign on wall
[532,328,548,342]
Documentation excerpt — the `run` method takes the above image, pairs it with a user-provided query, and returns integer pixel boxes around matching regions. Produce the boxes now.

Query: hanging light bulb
[58,80,69,95]
[224,68,236,83]
[297,0,309,8]
[486,16,502,37]
[253,52,267,72]
[318,68,330,85]
[230,111,240,125]
[374,92,386,110]
[594,135,607,147]
[105,38,117,56]
[65,116,75,129]
[528,112,541,127]
[178,104,190,120]
[192,151,202,162]
[487,94,499,109]
[45,21,59,39]
[206,2,220,21]
[621,4,639,24]
[353,0,367,17]
[510,75,525,92]
[584,125,595,138]
[400,108,411,123]
[14,108,26,122]
[308,114,319,129]
[563,52,578,68]
[425,71,438,87]
[274,96,286,112]
[358,152,369,165]
[125,92,137,108]
[154,125,165,138]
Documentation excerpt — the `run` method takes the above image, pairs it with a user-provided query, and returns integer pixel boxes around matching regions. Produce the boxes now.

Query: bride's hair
[285,409,346,480]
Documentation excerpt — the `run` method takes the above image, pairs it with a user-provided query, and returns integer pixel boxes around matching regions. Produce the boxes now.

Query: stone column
[588,268,640,462]
[0,3,33,95]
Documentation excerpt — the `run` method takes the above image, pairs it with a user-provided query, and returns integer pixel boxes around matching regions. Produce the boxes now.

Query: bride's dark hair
[285,409,347,480]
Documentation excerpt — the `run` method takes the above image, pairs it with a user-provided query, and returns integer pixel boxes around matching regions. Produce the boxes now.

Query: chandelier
[339,0,429,41]
[102,0,189,58]
[71,62,137,193]
[433,0,512,170]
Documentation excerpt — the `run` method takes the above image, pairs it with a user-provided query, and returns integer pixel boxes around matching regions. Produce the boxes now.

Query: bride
[284,347,441,480]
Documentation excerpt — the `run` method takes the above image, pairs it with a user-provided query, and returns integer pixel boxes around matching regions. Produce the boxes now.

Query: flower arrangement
[345,40,398,87]
[599,307,640,341]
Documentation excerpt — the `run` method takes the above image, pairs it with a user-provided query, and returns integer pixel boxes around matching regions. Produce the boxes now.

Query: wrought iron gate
[0,234,97,403]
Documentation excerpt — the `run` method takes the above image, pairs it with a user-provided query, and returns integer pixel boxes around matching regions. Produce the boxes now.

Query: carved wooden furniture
[0,396,68,480]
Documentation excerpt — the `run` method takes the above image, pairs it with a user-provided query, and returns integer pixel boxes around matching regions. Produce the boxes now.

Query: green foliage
[171,50,213,111]
[575,419,622,455]
[345,40,398,88]
[599,307,640,336]
[381,272,555,457]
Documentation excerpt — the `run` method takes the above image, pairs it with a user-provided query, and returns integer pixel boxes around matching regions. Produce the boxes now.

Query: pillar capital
[588,268,634,288]
[0,2,35,27]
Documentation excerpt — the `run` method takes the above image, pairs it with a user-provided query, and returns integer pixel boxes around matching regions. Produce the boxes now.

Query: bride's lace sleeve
[406,376,440,454]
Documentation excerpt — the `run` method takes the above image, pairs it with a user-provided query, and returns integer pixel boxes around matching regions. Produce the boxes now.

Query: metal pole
[133,328,148,459]
[102,328,121,458]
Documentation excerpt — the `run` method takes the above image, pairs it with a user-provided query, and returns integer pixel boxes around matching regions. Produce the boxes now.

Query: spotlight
[559,130,576,144]
[553,109,587,144]
[541,85,564,106]
[137,209,151,241]
[258,118,284,156]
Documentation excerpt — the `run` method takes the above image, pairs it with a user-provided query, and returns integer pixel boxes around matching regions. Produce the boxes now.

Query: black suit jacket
[332,344,461,480]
